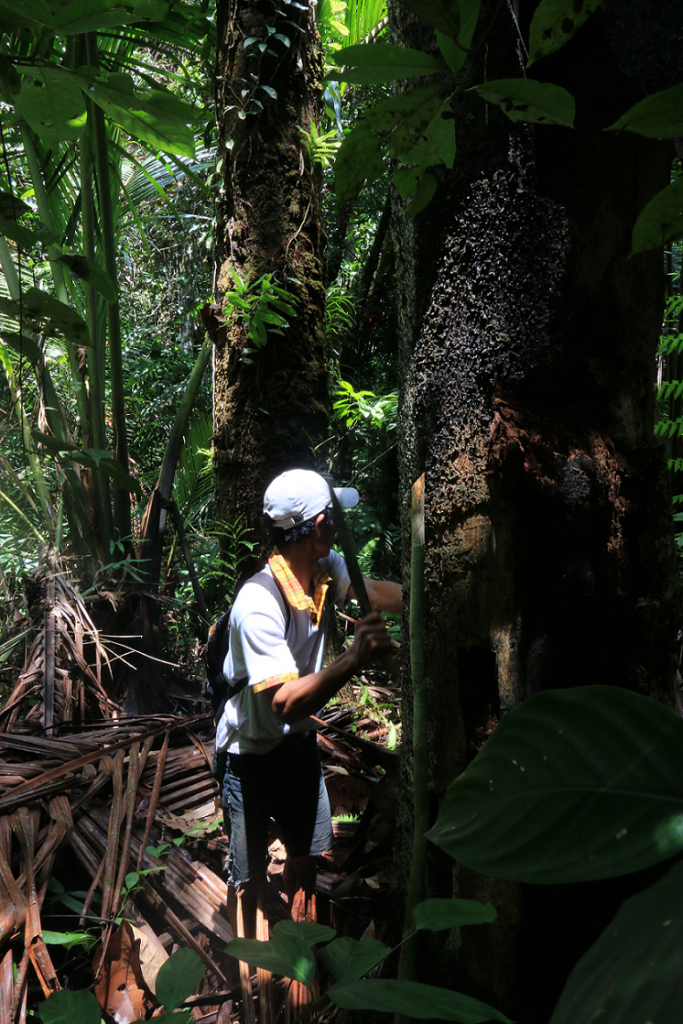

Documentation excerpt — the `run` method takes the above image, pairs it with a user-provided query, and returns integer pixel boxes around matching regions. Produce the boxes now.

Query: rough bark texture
[394,0,682,1019]
[213,0,328,572]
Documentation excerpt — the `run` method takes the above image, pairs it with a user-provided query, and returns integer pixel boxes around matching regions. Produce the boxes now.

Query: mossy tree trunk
[213,0,328,574]
[394,0,682,1020]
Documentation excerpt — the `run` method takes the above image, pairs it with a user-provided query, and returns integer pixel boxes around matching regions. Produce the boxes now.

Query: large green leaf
[0,0,55,30]
[226,934,316,988]
[393,103,454,215]
[630,178,683,256]
[319,937,391,983]
[435,0,479,72]
[0,192,32,220]
[365,81,452,154]
[0,288,90,345]
[413,897,496,931]
[38,990,101,1024]
[427,686,683,884]
[335,120,385,199]
[473,78,575,127]
[55,254,117,303]
[398,0,460,38]
[0,332,43,365]
[327,42,444,84]
[328,980,512,1023]
[550,859,683,1024]
[53,0,169,35]
[155,948,204,1011]
[0,217,59,249]
[607,83,683,139]
[70,450,142,496]
[16,67,87,145]
[73,70,194,157]
[527,0,604,66]
[271,919,336,946]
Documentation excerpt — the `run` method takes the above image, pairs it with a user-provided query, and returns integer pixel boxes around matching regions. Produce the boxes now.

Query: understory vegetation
[0,0,682,1022]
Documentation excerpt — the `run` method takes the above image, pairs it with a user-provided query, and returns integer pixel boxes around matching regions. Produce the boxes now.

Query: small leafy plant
[226,897,511,1022]
[224,266,298,359]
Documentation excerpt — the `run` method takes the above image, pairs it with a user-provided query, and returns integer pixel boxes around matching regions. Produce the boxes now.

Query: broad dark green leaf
[413,897,496,931]
[38,990,101,1024]
[551,859,683,1024]
[53,0,169,35]
[607,83,683,139]
[71,451,142,495]
[56,255,117,303]
[473,78,575,127]
[406,171,436,216]
[1,333,43,365]
[0,57,21,101]
[226,935,315,987]
[30,431,78,454]
[318,937,390,983]
[0,216,59,250]
[0,192,32,220]
[398,0,460,38]
[335,121,385,199]
[328,980,512,1022]
[73,71,194,157]
[435,0,480,73]
[631,171,683,257]
[0,289,90,345]
[527,0,603,66]
[365,82,452,155]
[0,0,55,30]
[16,68,87,145]
[271,919,336,946]
[155,947,205,1011]
[327,42,444,84]
[427,686,683,884]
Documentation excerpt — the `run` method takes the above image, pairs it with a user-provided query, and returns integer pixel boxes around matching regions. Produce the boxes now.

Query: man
[214,469,401,926]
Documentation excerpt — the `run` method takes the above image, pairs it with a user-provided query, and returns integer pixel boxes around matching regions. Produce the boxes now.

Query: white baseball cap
[263,469,359,529]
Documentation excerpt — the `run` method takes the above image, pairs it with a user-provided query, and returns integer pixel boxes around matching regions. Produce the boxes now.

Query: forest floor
[0,619,402,1024]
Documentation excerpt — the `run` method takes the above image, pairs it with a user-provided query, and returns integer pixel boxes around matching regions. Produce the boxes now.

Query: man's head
[264,469,358,547]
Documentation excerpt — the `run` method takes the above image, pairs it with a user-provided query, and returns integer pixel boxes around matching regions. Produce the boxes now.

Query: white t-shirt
[214,551,351,755]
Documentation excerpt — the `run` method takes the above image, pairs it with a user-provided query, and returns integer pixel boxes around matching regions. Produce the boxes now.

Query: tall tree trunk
[213,0,328,574]
[394,1,682,1019]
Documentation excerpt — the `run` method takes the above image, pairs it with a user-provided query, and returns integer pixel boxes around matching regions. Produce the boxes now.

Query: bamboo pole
[395,475,427,1024]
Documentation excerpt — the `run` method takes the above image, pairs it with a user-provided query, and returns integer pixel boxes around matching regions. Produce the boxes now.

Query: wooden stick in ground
[395,474,427,1024]
[110,742,140,920]
[236,892,257,1024]
[136,730,169,871]
[256,884,274,1024]
[99,749,124,925]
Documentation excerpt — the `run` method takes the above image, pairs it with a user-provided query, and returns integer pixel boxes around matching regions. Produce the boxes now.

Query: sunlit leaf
[473,78,575,127]
[551,859,683,1024]
[328,980,512,1022]
[527,0,604,66]
[427,686,683,884]
[272,919,337,946]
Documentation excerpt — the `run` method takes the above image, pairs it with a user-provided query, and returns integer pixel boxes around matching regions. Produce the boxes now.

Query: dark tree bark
[394,0,683,1019]
[213,0,328,574]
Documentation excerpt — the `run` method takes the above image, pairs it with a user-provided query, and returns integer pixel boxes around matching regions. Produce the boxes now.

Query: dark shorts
[215,730,334,890]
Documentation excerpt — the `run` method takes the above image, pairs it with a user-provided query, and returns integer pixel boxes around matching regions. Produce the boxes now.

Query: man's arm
[348,576,402,614]
[270,612,392,724]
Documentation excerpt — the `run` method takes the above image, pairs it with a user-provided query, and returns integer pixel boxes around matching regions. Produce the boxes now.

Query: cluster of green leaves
[38,946,205,1024]
[227,898,510,1023]
[224,267,298,357]
[330,0,683,247]
[428,686,683,1023]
